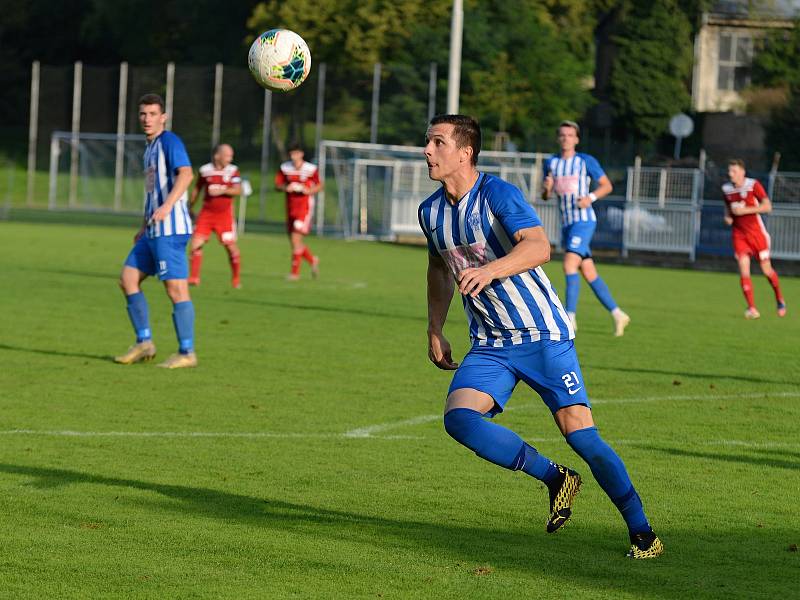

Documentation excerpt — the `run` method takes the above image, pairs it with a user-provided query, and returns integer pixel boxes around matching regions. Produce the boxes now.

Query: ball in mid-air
[248,29,311,92]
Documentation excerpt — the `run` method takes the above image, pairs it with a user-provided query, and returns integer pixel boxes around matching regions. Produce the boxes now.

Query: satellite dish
[669,113,694,138]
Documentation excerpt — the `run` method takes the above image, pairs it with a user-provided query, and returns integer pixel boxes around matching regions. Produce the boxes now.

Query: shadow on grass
[228,297,425,322]
[583,363,791,386]
[0,462,797,598]
[0,343,110,362]
[647,446,800,471]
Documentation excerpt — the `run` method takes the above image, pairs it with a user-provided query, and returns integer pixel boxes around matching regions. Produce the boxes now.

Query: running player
[115,93,197,369]
[188,143,242,288]
[275,144,322,281]
[419,114,662,559]
[722,158,786,319]
[542,121,630,336]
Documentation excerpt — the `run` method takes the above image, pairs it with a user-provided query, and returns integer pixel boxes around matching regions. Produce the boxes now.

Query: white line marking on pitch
[0,429,421,441]
[343,391,800,438]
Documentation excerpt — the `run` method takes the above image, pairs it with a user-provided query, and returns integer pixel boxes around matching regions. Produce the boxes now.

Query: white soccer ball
[248,29,311,92]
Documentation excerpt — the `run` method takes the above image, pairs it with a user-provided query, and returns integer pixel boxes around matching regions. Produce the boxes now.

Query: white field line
[343,390,800,438]
[1,391,797,446]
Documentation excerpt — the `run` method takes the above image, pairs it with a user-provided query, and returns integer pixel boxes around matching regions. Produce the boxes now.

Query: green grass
[0,221,798,599]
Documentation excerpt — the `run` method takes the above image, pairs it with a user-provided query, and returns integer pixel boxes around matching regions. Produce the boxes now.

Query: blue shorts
[448,340,591,416]
[124,234,190,280]
[561,222,596,258]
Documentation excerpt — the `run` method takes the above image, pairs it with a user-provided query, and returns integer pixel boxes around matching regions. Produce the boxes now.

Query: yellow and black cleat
[626,531,664,559]
[546,465,582,533]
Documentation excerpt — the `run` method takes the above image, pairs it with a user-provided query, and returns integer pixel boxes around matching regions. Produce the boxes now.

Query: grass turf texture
[0,221,798,599]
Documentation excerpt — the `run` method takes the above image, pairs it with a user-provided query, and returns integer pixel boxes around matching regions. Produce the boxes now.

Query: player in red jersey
[188,143,242,288]
[722,158,786,319]
[275,143,323,280]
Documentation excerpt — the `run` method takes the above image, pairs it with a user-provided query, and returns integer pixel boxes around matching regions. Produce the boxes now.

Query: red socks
[228,248,241,287]
[740,276,755,309]
[189,248,203,283]
[766,271,783,303]
[301,246,315,264]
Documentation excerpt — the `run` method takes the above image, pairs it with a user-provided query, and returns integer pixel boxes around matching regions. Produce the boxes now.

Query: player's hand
[577,195,593,208]
[149,204,171,224]
[724,215,733,226]
[457,266,494,298]
[287,182,305,193]
[207,183,227,196]
[133,227,145,243]
[541,176,553,201]
[428,332,458,370]
[730,204,746,216]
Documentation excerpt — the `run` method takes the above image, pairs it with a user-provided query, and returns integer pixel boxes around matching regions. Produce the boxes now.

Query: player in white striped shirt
[542,121,630,336]
[115,94,197,369]
[420,114,661,559]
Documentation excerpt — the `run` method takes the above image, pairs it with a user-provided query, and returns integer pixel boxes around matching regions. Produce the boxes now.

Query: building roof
[711,0,800,19]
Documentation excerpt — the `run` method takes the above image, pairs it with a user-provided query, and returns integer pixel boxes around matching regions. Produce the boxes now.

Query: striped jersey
[143,131,193,238]
[418,172,574,347]
[543,152,605,226]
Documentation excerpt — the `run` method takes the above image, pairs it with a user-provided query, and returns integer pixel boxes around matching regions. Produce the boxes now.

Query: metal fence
[318,141,800,261]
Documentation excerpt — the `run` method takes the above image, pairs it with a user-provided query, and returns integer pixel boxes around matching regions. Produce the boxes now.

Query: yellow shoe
[627,532,664,559]
[156,352,198,369]
[546,465,582,533]
[114,340,156,364]
[613,311,631,337]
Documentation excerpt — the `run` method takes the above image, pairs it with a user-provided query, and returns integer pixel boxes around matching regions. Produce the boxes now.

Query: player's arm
[723,200,734,226]
[542,174,553,201]
[578,175,613,208]
[732,196,772,216]
[427,253,458,370]
[189,175,203,209]
[150,167,194,223]
[457,226,550,298]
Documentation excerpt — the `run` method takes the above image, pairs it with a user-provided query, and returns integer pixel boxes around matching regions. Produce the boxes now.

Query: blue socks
[588,277,618,312]
[444,408,559,483]
[565,273,580,313]
[566,426,650,535]
[125,292,151,342]
[172,301,195,354]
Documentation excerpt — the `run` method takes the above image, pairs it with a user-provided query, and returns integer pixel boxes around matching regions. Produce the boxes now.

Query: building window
[717,31,753,91]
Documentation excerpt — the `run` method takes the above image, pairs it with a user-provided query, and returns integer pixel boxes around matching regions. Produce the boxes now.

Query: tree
[608,0,693,141]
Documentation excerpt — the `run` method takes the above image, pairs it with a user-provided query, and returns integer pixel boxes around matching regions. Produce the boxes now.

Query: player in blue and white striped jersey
[115,93,197,369]
[542,121,630,336]
[421,115,662,559]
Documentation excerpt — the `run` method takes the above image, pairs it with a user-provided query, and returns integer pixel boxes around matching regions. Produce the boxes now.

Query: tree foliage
[608,0,693,141]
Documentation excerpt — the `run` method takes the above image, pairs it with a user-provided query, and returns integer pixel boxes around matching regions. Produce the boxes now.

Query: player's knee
[443,408,482,446]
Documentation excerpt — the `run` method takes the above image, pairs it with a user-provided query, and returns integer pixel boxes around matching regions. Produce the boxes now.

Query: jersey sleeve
[753,180,768,200]
[231,167,242,184]
[163,133,191,172]
[487,182,541,237]
[309,166,321,186]
[275,169,286,187]
[417,204,439,256]
[583,154,606,182]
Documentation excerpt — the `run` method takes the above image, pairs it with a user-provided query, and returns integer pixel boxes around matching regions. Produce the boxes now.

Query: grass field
[0,221,798,599]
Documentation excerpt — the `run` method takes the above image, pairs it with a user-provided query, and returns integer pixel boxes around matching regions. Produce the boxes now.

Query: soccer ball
[248,29,311,92]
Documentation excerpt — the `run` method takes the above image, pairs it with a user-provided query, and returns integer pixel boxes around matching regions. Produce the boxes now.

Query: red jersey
[275,160,320,216]
[721,177,769,236]
[195,163,241,213]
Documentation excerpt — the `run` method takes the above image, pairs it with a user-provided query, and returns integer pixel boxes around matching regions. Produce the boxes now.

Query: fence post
[633,155,641,201]
[48,135,59,210]
[69,61,83,209]
[370,63,381,144]
[427,62,437,122]
[26,61,40,207]
[259,89,272,220]
[165,62,175,130]
[113,62,128,212]
[211,63,223,149]
[316,140,326,235]
[314,62,326,162]
[658,167,667,208]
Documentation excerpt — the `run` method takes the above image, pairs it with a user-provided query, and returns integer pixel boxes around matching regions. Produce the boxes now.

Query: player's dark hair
[728,158,746,169]
[288,142,304,153]
[429,114,481,166]
[558,120,580,136]
[138,93,165,113]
